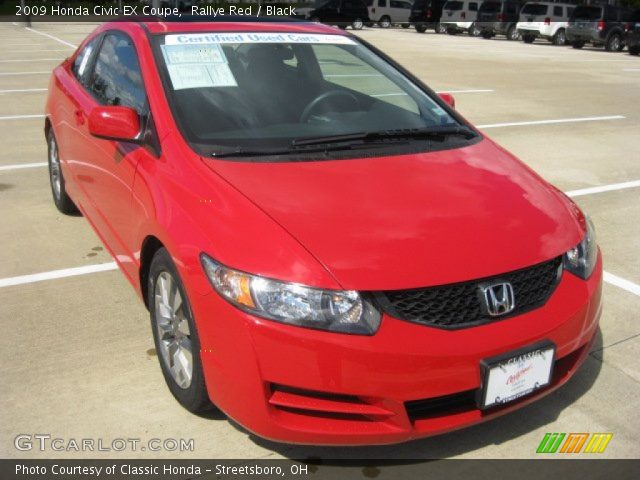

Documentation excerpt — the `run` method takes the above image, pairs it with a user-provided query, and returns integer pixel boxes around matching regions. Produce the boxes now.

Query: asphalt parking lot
[1,22,639,460]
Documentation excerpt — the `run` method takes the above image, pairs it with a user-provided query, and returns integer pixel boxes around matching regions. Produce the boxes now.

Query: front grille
[373,257,562,329]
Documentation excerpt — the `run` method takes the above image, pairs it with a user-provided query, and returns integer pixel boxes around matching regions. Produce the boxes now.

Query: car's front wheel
[552,29,566,46]
[149,248,213,413]
[379,15,391,28]
[415,24,427,33]
[352,18,364,30]
[47,129,78,215]
[605,33,621,52]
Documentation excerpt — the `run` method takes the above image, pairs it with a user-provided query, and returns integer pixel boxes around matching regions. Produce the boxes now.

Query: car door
[77,31,152,276]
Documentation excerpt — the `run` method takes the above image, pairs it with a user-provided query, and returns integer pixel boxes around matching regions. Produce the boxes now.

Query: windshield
[154,32,467,157]
[521,4,548,16]
[571,6,602,21]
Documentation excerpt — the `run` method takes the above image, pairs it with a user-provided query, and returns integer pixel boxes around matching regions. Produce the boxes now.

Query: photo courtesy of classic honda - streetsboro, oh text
[44,19,601,445]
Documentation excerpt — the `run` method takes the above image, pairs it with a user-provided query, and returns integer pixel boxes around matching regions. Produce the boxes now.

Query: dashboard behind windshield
[152,31,470,157]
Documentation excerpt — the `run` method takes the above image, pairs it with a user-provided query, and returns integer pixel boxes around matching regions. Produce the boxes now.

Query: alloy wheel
[154,271,193,389]
[49,135,62,201]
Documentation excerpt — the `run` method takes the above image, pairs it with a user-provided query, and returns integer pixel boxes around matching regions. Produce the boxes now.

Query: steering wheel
[300,90,360,123]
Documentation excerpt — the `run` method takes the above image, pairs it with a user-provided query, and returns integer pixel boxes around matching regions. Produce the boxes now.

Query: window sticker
[161,43,237,90]
[164,33,357,46]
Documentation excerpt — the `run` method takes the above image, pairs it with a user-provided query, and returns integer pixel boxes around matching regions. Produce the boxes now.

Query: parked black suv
[566,4,636,51]
[306,0,371,30]
[476,0,523,40]
[409,0,448,33]
[624,10,640,55]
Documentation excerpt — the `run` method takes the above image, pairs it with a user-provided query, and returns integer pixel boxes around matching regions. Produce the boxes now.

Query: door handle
[74,109,85,126]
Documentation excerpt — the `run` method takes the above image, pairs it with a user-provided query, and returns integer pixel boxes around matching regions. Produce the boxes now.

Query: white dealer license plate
[480,342,555,409]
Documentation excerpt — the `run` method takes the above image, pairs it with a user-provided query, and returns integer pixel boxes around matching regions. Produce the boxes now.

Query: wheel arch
[140,235,166,310]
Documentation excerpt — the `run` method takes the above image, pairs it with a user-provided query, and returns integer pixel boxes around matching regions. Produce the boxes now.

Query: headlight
[564,215,598,280]
[201,255,381,335]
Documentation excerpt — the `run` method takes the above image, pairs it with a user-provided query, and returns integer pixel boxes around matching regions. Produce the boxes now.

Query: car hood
[204,138,582,290]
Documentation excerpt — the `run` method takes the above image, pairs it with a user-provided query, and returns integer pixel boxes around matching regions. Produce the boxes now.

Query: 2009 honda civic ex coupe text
[45,18,601,445]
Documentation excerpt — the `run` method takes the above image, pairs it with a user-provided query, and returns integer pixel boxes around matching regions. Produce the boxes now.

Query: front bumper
[191,256,602,445]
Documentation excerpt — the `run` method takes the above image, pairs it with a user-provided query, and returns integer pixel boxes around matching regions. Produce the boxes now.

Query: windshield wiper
[291,126,477,147]
[210,126,477,158]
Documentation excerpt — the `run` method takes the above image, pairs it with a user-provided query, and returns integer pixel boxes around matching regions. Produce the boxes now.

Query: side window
[567,7,574,18]
[469,2,478,12]
[553,6,562,17]
[506,3,517,15]
[72,36,100,87]
[379,0,387,7]
[89,32,147,114]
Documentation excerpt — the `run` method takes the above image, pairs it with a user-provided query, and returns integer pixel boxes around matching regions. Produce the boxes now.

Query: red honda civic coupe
[45,19,601,445]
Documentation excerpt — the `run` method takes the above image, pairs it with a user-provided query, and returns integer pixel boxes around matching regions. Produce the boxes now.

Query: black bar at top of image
[2,459,640,480]
[3,0,309,23]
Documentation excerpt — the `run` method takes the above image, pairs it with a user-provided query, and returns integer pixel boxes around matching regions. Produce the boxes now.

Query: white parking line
[437,89,495,94]
[25,27,77,49]
[0,162,47,171]
[0,88,47,94]
[0,71,50,76]
[565,180,640,198]
[0,114,45,121]
[0,59,62,63]
[604,272,640,297]
[0,263,118,289]
[478,115,625,129]
[623,69,640,72]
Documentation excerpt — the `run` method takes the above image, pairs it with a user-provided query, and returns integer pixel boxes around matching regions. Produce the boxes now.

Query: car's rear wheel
[605,33,621,52]
[352,18,364,30]
[149,248,213,413]
[415,24,427,33]
[507,24,520,41]
[572,41,584,49]
[523,34,535,44]
[47,129,78,215]
[379,16,391,28]
[552,29,566,46]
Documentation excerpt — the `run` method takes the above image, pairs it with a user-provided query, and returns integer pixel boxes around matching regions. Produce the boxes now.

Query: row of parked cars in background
[299,0,640,55]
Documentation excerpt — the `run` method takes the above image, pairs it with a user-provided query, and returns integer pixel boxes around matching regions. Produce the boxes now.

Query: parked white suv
[441,0,483,36]
[367,0,413,27]
[516,1,576,45]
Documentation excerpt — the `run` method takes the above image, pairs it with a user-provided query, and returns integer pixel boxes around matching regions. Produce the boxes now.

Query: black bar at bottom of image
[2,459,640,480]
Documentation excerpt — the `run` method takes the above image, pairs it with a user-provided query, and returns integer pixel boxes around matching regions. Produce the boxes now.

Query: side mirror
[88,106,141,143]
[438,93,456,109]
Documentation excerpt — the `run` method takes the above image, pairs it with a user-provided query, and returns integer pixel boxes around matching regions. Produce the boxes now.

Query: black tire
[351,18,364,30]
[629,46,640,56]
[379,15,391,28]
[605,33,621,52]
[436,23,447,34]
[552,29,566,46]
[572,41,584,49]
[481,30,493,39]
[415,24,427,33]
[47,128,78,215]
[401,23,410,29]
[507,24,520,41]
[148,248,213,414]
[523,34,535,44]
